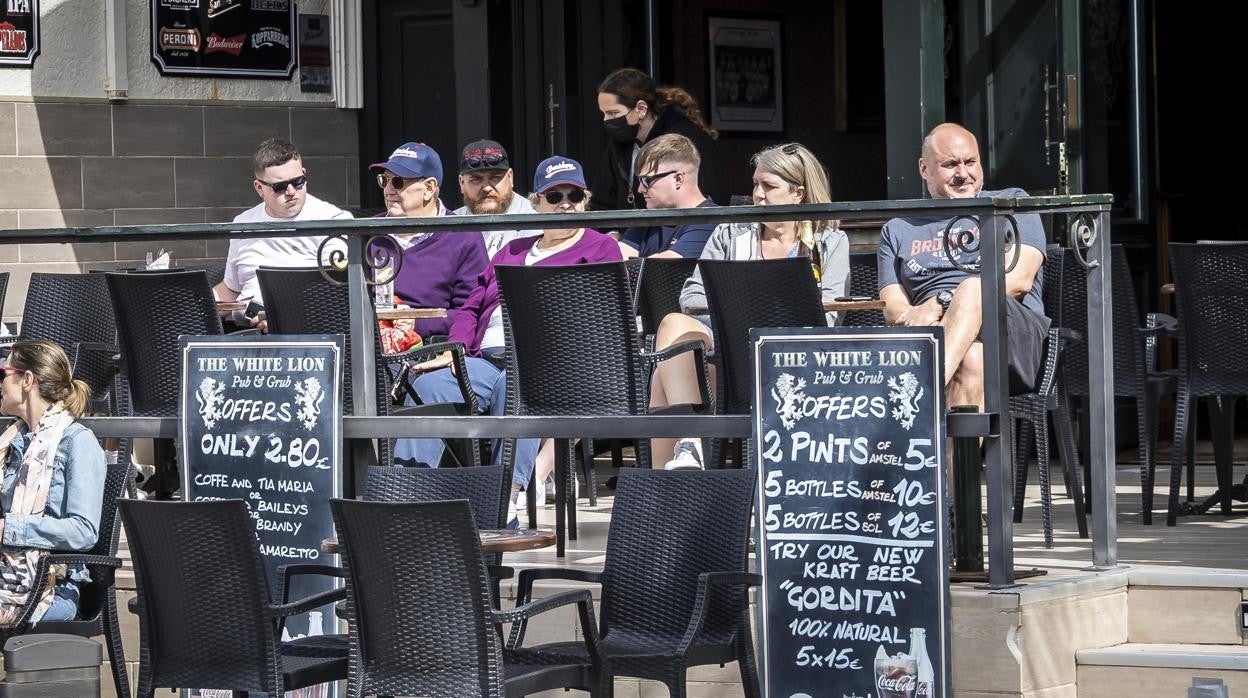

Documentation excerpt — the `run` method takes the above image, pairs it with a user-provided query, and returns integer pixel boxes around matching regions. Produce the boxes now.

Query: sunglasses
[542,189,587,205]
[462,152,506,170]
[376,173,428,190]
[256,175,307,194]
[637,170,677,190]
[0,366,25,379]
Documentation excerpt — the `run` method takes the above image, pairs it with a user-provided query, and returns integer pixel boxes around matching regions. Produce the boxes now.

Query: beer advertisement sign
[0,0,38,67]
[752,327,951,697]
[151,0,295,78]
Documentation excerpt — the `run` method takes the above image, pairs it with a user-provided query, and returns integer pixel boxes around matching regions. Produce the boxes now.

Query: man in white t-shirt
[214,138,353,322]
[452,139,540,257]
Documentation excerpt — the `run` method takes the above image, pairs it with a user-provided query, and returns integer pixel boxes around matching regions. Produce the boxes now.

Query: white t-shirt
[223,193,353,309]
[453,193,541,258]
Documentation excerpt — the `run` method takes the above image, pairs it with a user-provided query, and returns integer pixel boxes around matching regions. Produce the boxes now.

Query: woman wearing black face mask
[591,68,728,211]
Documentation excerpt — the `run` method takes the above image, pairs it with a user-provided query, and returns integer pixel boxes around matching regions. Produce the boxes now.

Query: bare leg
[941,277,984,387]
[649,312,714,466]
[533,438,555,487]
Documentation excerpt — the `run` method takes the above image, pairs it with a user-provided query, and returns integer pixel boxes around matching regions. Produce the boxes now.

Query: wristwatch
[936,290,954,313]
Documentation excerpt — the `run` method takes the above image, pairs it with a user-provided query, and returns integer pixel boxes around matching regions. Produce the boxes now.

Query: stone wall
[0,101,360,324]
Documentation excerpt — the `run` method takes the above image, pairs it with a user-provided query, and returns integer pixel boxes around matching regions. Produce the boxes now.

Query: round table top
[322,528,555,555]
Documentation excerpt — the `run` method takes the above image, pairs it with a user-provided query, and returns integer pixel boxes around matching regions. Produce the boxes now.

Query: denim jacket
[2,421,106,576]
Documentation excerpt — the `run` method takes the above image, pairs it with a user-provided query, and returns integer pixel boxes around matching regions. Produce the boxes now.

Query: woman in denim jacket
[0,339,106,624]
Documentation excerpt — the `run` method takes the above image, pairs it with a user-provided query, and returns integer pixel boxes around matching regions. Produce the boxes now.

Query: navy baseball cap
[532,156,587,194]
[370,142,443,186]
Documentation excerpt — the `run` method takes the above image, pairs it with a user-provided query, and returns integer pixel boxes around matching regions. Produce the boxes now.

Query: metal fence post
[980,211,1015,587]
[1086,210,1118,568]
[346,232,379,497]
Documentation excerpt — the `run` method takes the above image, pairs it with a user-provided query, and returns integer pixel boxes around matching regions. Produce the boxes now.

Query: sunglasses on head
[542,189,587,205]
[257,175,307,194]
[463,152,506,170]
[637,170,678,190]
[376,173,425,190]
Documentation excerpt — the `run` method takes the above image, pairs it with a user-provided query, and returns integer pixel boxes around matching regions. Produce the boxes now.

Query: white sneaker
[544,475,580,502]
[663,438,705,471]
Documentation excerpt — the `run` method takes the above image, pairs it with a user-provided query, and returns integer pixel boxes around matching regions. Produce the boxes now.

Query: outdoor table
[321,528,556,555]
[683,298,886,315]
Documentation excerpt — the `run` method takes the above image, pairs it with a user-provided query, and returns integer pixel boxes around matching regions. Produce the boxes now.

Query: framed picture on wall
[707,15,783,132]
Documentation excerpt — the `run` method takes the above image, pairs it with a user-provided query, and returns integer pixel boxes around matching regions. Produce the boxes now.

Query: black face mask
[602,113,640,143]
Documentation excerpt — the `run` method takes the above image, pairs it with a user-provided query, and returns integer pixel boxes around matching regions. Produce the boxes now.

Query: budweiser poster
[0,0,38,67]
[151,0,295,78]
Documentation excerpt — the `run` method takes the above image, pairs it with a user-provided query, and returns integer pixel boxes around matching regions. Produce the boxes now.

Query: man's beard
[466,189,514,214]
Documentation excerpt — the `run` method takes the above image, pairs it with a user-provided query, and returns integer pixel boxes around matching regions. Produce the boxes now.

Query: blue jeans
[37,580,80,622]
[392,356,539,489]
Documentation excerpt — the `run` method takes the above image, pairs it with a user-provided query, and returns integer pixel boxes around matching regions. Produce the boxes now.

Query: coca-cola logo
[159,26,201,52]
[205,33,245,56]
[0,21,26,53]
[877,673,917,692]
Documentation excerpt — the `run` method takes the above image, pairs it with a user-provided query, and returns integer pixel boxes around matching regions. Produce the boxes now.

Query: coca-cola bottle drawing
[909,627,935,697]
[873,644,917,698]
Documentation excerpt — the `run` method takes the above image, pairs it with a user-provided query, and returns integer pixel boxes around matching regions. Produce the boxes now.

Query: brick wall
[0,101,360,324]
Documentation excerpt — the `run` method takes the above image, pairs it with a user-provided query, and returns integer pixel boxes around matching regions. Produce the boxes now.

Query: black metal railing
[0,193,1117,585]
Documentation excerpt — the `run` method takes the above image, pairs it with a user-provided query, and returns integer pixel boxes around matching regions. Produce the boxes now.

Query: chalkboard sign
[0,0,39,67]
[752,326,950,698]
[151,0,296,78]
[178,334,343,677]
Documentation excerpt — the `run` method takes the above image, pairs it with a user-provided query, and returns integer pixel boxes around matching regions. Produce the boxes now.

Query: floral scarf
[0,402,73,625]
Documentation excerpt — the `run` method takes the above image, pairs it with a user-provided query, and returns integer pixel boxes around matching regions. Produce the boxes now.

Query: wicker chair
[1165,243,1248,525]
[0,271,8,323]
[1056,245,1179,523]
[364,464,513,601]
[330,498,601,697]
[635,256,700,343]
[700,258,827,468]
[256,267,478,469]
[0,458,133,698]
[495,262,710,554]
[1009,246,1088,546]
[0,273,120,415]
[106,269,222,495]
[843,250,886,327]
[119,499,347,697]
[510,468,760,698]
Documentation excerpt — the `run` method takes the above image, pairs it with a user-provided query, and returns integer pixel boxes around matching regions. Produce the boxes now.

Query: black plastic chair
[363,465,512,601]
[510,468,760,698]
[635,256,700,342]
[256,267,479,469]
[119,499,348,697]
[843,250,886,327]
[330,498,601,698]
[0,458,132,698]
[106,269,223,495]
[1059,245,1180,524]
[496,262,709,554]
[700,258,827,468]
[0,273,120,415]
[1009,246,1088,546]
[1165,243,1248,525]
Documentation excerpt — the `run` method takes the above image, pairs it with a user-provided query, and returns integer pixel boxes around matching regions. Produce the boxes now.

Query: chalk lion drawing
[294,377,326,431]
[195,377,226,429]
[887,371,924,430]
[772,373,808,431]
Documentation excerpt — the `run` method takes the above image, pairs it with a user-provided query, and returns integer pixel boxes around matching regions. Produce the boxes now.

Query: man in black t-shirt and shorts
[877,123,1049,412]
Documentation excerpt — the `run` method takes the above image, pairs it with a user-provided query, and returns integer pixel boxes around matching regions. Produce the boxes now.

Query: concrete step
[1126,568,1248,645]
[1076,643,1248,697]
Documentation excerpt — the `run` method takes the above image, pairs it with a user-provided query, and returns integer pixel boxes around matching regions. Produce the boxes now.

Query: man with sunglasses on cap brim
[370,141,489,341]
[214,138,352,326]
[453,139,542,258]
[617,133,718,260]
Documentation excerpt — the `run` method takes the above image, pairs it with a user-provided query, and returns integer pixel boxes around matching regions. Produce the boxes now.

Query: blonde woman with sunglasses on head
[397,157,622,524]
[648,142,850,470]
